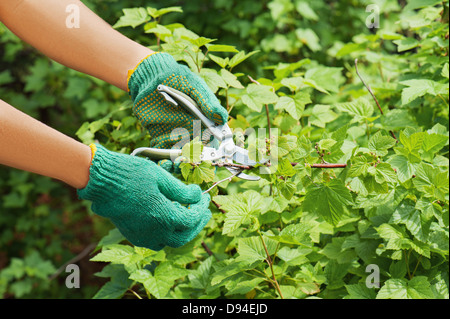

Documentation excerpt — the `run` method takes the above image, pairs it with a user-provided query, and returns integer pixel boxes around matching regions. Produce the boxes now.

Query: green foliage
[85,2,449,299]
[1,0,448,299]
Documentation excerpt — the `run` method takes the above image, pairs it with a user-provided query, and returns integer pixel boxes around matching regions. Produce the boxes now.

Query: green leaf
[295,1,319,20]
[404,0,443,10]
[369,162,398,185]
[275,134,298,157]
[303,179,354,225]
[191,161,215,184]
[144,24,172,36]
[276,246,311,266]
[63,77,91,99]
[275,91,311,120]
[181,137,203,163]
[147,6,182,19]
[400,79,449,105]
[90,244,135,265]
[309,104,338,128]
[393,37,419,52]
[334,97,374,122]
[208,54,229,68]
[241,83,278,112]
[220,69,244,89]
[276,158,296,177]
[236,236,277,264]
[268,222,314,247]
[113,8,149,28]
[345,283,377,299]
[397,131,425,163]
[388,155,416,183]
[368,131,397,156]
[295,28,321,52]
[381,109,417,130]
[391,200,432,242]
[304,66,345,94]
[413,162,449,201]
[199,68,227,93]
[442,63,449,79]
[349,154,373,177]
[130,262,188,298]
[206,44,238,53]
[214,191,268,235]
[228,50,259,69]
[93,265,132,299]
[421,132,448,161]
[377,277,435,299]
[210,259,255,286]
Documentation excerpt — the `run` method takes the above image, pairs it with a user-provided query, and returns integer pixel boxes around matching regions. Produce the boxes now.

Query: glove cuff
[127,52,180,101]
[77,144,144,207]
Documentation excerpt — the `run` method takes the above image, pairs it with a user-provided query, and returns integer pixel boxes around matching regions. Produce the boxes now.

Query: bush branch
[354,59,398,141]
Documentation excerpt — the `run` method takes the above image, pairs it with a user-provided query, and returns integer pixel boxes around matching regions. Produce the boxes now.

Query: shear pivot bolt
[225,144,235,155]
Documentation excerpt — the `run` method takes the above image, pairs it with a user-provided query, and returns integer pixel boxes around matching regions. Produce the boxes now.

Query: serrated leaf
[413,162,449,201]
[275,91,311,120]
[345,283,377,299]
[268,223,314,247]
[241,83,278,112]
[304,66,344,94]
[400,79,449,105]
[236,236,277,264]
[113,8,148,29]
[147,6,182,19]
[209,54,229,68]
[388,154,415,183]
[220,69,244,89]
[214,190,268,235]
[368,131,397,156]
[90,244,135,265]
[228,50,259,69]
[377,277,435,299]
[391,200,432,242]
[276,246,311,266]
[191,161,215,183]
[309,104,338,128]
[393,37,419,52]
[334,97,374,122]
[371,162,398,185]
[199,68,227,93]
[303,179,354,225]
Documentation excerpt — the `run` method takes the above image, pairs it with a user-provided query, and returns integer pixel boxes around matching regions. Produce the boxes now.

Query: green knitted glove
[77,144,211,251]
[157,156,187,174]
[127,52,228,149]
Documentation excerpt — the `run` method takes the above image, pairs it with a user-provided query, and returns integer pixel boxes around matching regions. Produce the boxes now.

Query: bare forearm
[0,99,91,189]
[0,0,153,90]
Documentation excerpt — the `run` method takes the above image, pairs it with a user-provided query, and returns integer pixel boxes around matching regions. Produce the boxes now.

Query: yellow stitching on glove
[89,143,97,166]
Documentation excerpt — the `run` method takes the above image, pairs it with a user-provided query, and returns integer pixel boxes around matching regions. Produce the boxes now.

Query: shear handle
[157,85,231,142]
[131,147,182,161]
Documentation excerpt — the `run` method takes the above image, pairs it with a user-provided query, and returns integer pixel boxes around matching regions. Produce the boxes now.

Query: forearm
[0,99,91,189]
[0,0,153,91]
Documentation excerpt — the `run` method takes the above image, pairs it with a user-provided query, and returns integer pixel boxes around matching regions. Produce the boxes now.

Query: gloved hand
[127,52,228,149]
[157,156,187,174]
[77,144,211,251]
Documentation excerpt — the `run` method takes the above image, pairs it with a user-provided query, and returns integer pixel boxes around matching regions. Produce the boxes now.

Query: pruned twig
[212,161,347,171]
[202,170,240,194]
[48,243,96,281]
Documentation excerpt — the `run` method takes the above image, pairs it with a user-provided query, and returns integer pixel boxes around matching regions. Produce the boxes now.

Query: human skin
[0,0,154,91]
[0,0,154,188]
[0,99,92,189]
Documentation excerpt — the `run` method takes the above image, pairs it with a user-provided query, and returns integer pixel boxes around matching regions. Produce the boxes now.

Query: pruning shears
[131,84,265,181]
